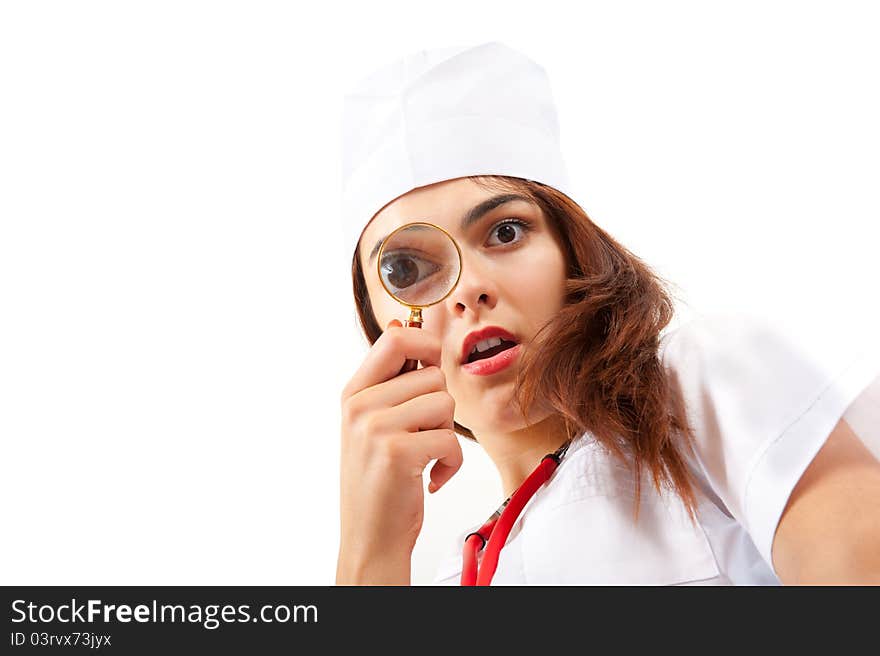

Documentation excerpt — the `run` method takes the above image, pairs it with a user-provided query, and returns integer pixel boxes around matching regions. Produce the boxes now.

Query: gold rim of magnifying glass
[376,221,464,308]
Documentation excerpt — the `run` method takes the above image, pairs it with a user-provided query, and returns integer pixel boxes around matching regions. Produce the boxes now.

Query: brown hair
[351,175,700,523]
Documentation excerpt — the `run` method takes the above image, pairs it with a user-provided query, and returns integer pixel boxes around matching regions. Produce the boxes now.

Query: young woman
[337,177,880,584]
[336,43,880,585]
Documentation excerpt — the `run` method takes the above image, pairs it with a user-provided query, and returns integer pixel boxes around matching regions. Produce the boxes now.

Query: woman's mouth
[461,341,522,376]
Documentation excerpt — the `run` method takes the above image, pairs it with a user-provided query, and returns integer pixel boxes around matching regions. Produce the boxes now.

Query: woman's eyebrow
[368,193,533,263]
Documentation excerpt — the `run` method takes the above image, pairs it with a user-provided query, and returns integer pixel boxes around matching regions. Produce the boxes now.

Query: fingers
[372,391,455,434]
[342,320,443,401]
[354,365,448,412]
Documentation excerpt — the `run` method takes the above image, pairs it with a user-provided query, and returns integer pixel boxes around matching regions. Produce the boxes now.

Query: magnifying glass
[377,222,463,375]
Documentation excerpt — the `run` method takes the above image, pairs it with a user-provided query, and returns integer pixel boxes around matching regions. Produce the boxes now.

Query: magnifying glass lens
[379,224,461,307]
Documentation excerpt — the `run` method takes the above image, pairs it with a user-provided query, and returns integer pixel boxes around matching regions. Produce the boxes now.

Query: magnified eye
[380,252,442,292]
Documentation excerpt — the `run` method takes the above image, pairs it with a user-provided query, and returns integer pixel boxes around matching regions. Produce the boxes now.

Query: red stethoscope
[461,439,572,586]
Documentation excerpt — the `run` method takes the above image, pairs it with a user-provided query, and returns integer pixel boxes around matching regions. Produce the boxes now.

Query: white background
[1,1,877,585]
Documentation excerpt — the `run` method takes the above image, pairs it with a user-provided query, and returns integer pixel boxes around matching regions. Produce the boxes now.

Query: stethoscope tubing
[461,440,570,586]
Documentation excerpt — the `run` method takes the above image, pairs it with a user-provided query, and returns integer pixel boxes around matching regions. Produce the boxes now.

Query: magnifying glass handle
[398,316,422,375]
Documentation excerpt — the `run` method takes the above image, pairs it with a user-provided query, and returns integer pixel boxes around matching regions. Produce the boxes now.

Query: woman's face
[358,177,569,435]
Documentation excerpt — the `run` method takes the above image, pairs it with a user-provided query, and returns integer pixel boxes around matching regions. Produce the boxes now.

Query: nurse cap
[340,41,578,263]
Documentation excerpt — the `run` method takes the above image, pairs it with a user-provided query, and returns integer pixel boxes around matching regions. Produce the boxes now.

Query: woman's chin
[463,391,560,435]
[460,391,529,434]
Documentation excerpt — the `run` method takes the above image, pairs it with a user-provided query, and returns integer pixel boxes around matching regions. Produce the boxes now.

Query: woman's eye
[486,219,531,247]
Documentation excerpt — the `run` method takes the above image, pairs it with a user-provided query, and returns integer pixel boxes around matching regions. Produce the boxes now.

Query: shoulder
[659,311,878,431]
[657,310,880,572]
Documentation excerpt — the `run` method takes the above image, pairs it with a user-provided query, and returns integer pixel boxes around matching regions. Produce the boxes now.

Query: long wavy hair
[351,175,700,523]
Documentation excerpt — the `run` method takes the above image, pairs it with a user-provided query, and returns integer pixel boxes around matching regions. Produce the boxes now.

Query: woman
[336,42,880,585]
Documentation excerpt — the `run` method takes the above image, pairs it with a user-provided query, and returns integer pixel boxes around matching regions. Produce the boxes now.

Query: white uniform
[432,312,880,585]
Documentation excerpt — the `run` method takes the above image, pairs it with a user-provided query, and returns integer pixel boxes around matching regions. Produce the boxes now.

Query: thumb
[386,319,403,329]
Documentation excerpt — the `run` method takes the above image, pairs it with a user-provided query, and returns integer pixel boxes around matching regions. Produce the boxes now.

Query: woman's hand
[336,319,463,585]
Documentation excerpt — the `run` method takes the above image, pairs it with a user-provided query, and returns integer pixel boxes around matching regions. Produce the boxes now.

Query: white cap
[340,41,577,262]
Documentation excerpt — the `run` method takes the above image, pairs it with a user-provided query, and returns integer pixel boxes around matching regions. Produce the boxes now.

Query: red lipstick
[461,343,522,376]
[460,325,521,376]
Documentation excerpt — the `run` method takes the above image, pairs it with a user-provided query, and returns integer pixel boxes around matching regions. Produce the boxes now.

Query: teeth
[471,336,504,354]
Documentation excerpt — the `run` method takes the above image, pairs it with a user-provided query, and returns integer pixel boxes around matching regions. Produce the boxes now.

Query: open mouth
[466,338,519,364]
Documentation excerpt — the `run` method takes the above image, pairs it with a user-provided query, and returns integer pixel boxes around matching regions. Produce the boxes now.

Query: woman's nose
[444,254,498,318]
